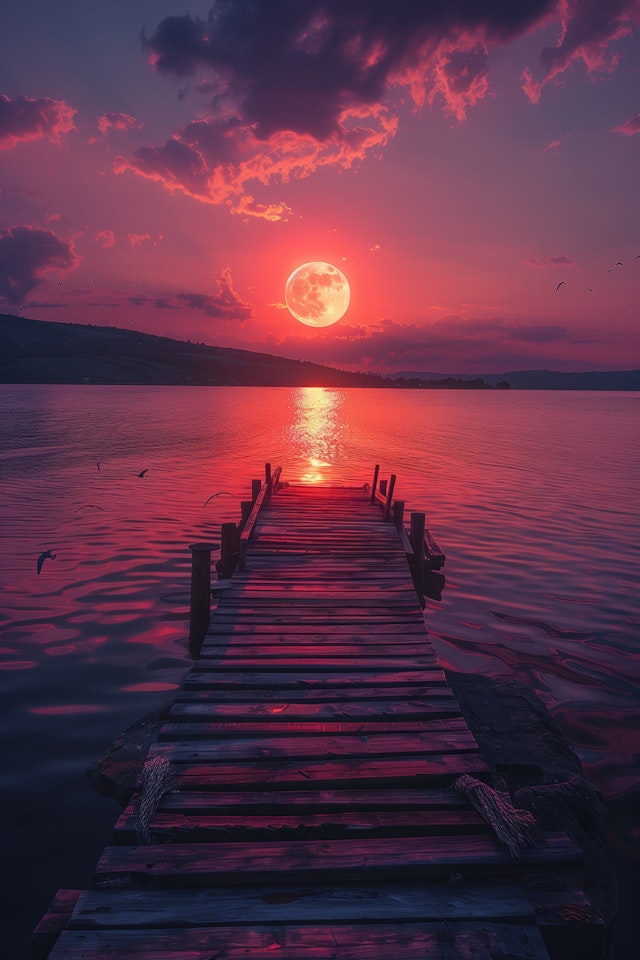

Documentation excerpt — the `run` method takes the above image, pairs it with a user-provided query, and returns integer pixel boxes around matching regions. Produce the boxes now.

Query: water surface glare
[0,385,638,957]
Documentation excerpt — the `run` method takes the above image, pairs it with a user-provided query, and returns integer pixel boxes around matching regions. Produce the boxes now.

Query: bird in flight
[138,468,149,477]
[37,549,56,574]
[555,281,566,292]
[586,284,597,292]
[202,491,238,507]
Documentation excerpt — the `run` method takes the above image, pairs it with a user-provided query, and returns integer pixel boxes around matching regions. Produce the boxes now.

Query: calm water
[1,385,638,957]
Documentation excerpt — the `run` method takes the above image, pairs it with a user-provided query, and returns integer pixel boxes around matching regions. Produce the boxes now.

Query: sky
[1,0,639,375]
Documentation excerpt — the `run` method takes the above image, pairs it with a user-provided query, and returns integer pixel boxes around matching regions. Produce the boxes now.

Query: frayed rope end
[454,773,537,858]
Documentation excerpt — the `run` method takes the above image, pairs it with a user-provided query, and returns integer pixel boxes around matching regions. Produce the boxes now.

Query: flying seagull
[37,549,56,575]
[555,281,566,292]
[138,469,149,477]
[202,491,238,507]
[586,284,597,292]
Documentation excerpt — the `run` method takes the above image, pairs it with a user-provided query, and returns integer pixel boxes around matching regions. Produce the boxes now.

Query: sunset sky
[1,0,639,375]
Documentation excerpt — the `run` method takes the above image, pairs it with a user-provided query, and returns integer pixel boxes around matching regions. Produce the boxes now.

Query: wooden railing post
[383,474,396,522]
[393,499,405,530]
[410,512,425,596]
[379,479,387,497]
[370,464,380,504]
[251,479,261,504]
[240,500,253,532]
[217,522,238,579]
[265,462,272,500]
[188,542,214,659]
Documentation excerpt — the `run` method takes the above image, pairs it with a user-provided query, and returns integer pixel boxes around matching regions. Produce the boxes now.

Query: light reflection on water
[0,384,638,956]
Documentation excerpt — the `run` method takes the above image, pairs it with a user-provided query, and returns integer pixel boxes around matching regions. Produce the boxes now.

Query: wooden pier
[35,467,603,960]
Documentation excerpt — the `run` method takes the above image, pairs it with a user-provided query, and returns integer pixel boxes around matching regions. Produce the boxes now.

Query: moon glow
[285,261,350,327]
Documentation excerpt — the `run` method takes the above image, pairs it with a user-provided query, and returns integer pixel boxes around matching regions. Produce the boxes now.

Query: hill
[0,314,388,388]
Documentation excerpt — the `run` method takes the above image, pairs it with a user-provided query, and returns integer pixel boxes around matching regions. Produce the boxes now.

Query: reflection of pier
[35,466,602,960]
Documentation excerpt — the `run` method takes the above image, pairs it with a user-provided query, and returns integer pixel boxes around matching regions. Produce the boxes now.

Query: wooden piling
[393,499,405,530]
[265,462,273,500]
[188,542,215,659]
[410,511,426,597]
[240,501,253,532]
[383,474,396,523]
[251,479,261,504]
[370,464,380,503]
[217,522,238,580]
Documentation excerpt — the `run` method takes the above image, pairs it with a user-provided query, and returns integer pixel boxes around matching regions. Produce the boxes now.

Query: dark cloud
[129,296,180,310]
[144,2,555,139]
[0,94,76,150]
[0,226,80,304]
[522,0,639,101]
[176,268,252,321]
[124,1,639,214]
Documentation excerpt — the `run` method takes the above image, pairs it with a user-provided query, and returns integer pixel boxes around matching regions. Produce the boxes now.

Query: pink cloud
[614,113,640,135]
[94,229,116,249]
[0,226,81,304]
[0,94,76,150]
[97,112,142,135]
[128,233,151,247]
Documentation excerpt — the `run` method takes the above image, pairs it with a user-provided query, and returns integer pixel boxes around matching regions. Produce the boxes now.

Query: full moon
[285,261,350,327]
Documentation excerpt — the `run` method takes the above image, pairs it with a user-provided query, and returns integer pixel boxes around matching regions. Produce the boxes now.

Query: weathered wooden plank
[32,889,82,960]
[174,684,456,703]
[94,833,582,887]
[71,881,534,927]
[113,807,488,842]
[152,728,479,762]
[184,669,447,689]
[48,921,551,959]
[163,716,463,734]
[199,643,435,657]
[191,657,438,671]
[157,753,490,788]
[169,698,461,721]
[152,786,468,812]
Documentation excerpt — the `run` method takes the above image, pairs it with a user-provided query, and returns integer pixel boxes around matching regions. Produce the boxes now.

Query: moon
[285,261,350,327]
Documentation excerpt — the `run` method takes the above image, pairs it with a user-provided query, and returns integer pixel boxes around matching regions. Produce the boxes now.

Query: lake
[1,384,638,958]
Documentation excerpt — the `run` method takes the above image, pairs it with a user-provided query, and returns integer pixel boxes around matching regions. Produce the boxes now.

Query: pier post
[217,522,238,579]
[251,479,261,505]
[383,474,396,522]
[188,543,215,659]
[410,512,426,597]
[265,462,272,500]
[370,464,380,504]
[393,499,405,530]
[240,500,253,532]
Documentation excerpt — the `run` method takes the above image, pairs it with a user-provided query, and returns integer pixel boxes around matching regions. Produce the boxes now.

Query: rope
[136,756,176,845]
[454,774,537,858]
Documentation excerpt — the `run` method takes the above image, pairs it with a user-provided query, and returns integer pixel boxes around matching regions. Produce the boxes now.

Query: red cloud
[614,113,640,135]
[0,94,76,150]
[97,112,142,135]
[0,226,81,304]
